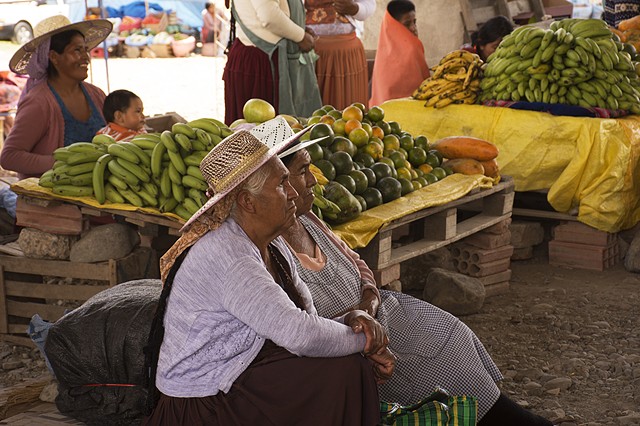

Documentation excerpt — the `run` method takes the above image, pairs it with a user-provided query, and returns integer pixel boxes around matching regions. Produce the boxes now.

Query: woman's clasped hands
[345,310,396,384]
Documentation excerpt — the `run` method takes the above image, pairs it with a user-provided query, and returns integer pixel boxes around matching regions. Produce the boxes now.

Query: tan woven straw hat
[9,15,113,74]
[180,121,315,231]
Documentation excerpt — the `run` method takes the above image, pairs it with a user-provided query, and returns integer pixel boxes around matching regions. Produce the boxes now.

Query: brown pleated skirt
[143,342,380,426]
[222,38,279,125]
[314,32,368,110]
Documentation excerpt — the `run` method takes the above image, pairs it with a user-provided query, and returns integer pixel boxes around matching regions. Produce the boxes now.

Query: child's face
[479,39,502,61]
[397,11,418,37]
[115,97,145,131]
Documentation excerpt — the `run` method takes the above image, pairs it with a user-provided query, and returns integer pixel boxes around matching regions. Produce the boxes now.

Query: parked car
[0,0,69,44]
[569,0,604,19]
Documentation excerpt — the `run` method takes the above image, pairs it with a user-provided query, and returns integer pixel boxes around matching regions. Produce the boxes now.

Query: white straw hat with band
[180,118,322,231]
[250,116,326,158]
[9,15,113,74]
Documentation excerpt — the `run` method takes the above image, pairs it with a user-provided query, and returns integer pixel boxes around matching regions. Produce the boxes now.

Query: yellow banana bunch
[412,50,483,108]
[310,163,329,186]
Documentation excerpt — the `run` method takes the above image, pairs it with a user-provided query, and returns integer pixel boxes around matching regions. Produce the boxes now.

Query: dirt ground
[462,247,640,425]
[1,237,638,425]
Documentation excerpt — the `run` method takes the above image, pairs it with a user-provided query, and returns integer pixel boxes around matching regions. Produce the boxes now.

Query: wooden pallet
[0,247,153,346]
[357,177,515,286]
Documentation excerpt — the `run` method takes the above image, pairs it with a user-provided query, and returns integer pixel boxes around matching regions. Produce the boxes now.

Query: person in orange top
[369,0,429,108]
[96,89,146,142]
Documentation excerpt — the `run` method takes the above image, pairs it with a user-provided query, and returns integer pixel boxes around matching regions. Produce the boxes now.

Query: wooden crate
[357,177,515,286]
[0,247,154,346]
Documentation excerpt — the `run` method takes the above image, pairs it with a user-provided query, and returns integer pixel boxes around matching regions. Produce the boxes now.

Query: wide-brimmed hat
[10,15,113,74]
[180,121,315,231]
[250,116,326,158]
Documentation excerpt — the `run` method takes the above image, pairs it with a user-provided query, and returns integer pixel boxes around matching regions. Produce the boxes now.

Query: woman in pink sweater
[0,16,112,180]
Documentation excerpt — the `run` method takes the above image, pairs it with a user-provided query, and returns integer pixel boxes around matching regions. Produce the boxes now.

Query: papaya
[480,158,500,178]
[442,158,485,175]
[322,181,362,224]
[431,136,499,161]
[619,15,640,32]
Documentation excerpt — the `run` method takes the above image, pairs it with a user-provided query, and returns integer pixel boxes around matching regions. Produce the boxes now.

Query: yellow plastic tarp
[11,178,184,223]
[381,99,640,233]
[332,173,494,249]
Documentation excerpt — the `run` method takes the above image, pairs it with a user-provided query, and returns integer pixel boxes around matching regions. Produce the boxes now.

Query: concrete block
[510,220,545,248]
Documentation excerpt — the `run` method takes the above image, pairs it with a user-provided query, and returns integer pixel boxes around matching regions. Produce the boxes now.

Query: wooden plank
[0,242,23,257]
[0,334,33,347]
[4,281,109,300]
[0,255,111,281]
[512,207,578,221]
[424,208,457,241]
[7,300,67,322]
[378,177,513,233]
[458,0,479,32]
[372,264,400,287]
[0,266,7,334]
[484,192,515,216]
[382,213,511,268]
[108,258,118,287]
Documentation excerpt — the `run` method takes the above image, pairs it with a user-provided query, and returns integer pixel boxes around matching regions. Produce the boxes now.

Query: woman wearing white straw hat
[0,15,112,180]
[143,118,395,425]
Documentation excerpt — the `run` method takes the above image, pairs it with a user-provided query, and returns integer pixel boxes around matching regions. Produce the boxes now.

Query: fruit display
[38,118,234,221]
[432,136,501,179]
[412,50,483,108]
[304,103,467,224]
[481,19,640,114]
[611,15,640,55]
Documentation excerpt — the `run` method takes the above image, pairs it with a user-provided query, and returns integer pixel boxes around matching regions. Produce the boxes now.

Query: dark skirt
[222,39,279,125]
[143,342,380,426]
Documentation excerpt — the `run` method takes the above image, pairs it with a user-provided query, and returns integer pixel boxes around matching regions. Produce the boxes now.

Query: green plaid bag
[380,388,478,426]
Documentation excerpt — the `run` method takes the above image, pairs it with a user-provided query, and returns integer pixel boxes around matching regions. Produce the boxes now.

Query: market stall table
[381,100,640,233]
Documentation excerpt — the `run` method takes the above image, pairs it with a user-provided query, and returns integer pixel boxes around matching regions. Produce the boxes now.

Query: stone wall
[362,0,467,67]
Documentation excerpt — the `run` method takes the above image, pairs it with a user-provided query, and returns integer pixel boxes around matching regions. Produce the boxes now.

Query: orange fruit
[408,147,428,167]
[366,105,384,122]
[348,128,370,148]
[396,167,412,181]
[351,102,367,112]
[361,122,373,137]
[363,142,383,160]
[328,109,342,120]
[307,116,321,125]
[383,134,400,152]
[344,118,363,135]
[342,105,364,122]
[418,164,433,174]
[369,137,384,148]
[371,126,385,139]
[312,108,325,117]
[332,118,347,135]
[320,115,335,125]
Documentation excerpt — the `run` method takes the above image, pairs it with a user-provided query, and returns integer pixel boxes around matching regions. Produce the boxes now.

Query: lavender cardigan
[156,218,366,398]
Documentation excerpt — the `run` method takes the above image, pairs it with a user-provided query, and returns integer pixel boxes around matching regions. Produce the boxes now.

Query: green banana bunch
[481,19,640,113]
[311,183,341,221]
[38,116,232,219]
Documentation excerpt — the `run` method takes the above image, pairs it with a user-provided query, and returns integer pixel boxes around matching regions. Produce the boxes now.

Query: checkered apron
[293,215,503,419]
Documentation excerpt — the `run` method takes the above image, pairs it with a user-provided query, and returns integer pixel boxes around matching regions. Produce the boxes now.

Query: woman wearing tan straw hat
[0,15,112,180]
[143,121,395,425]
[279,147,555,426]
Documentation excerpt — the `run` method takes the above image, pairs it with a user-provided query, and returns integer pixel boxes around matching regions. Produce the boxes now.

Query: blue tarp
[68,0,205,29]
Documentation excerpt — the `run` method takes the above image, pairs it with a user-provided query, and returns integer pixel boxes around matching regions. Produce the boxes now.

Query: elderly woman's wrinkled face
[286,149,317,215]
[49,34,90,81]
[254,157,299,232]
